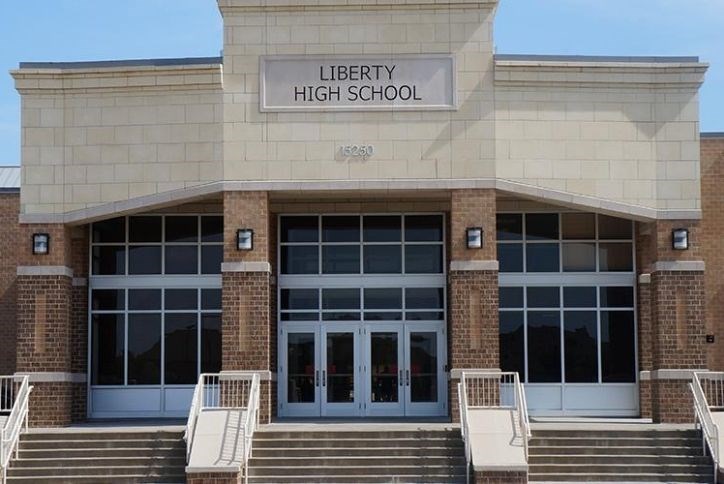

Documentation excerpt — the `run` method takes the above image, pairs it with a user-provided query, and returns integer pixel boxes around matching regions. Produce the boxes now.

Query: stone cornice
[11,63,222,95]
[217,0,497,14]
[495,58,708,90]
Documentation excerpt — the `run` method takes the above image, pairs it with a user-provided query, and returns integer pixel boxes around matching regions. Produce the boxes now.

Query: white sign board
[260,55,456,112]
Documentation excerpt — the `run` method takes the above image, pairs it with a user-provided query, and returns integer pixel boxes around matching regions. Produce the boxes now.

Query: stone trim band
[221,262,272,273]
[449,260,499,271]
[14,372,87,383]
[17,265,73,277]
[639,369,708,381]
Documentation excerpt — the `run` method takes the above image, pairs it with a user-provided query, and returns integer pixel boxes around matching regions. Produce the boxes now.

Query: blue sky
[0,0,722,165]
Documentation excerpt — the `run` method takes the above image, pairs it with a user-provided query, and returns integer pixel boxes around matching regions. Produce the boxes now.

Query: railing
[692,371,724,483]
[184,372,261,483]
[0,376,31,484]
[458,371,531,484]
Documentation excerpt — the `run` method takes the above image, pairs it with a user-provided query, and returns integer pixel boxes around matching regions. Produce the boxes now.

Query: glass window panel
[92,217,125,243]
[564,311,598,383]
[600,287,634,308]
[601,311,636,383]
[165,216,198,243]
[370,332,399,403]
[526,243,559,272]
[563,287,597,308]
[322,216,360,242]
[287,333,316,403]
[598,215,633,240]
[526,214,559,241]
[166,289,198,310]
[164,313,198,384]
[281,246,319,274]
[91,314,124,385]
[405,215,443,242]
[281,216,318,243]
[405,245,442,274]
[497,214,523,241]
[363,216,401,242]
[410,332,438,403]
[499,287,524,309]
[561,213,595,240]
[562,243,596,272]
[201,216,223,243]
[498,243,523,273]
[128,246,161,275]
[599,243,633,272]
[129,216,161,243]
[322,288,360,310]
[91,289,125,311]
[363,245,402,274]
[364,312,402,321]
[527,287,560,308]
[281,289,319,311]
[201,245,222,274]
[405,311,444,321]
[127,314,161,385]
[166,245,198,274]
[281,313,319,321]
[201,289,222,310]
[128,289,161,311]
[326,333,355,403]
[364,288,402,310]
[322,245,360,274]
[92,246,125,275]
[323,312,360,321]
[201,314,221,373]
[406,288,444,310]
[499,311,525,380]
[527,311,562,383]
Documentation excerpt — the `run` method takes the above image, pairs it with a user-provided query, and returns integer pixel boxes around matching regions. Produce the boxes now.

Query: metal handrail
[184,374,204,463]
[0,376,31,484]
[458,370,531,482]
[692,371,722,483]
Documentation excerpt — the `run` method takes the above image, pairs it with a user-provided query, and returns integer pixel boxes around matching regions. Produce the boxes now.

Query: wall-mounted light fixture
[672,228,689,250]
[32,233,50,255]
[466,227,483,249]
[237,229,254,251]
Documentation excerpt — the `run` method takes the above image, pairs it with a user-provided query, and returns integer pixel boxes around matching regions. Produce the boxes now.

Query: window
[279,215,444,275]
[91,215,223,276]
[496,213,633,273]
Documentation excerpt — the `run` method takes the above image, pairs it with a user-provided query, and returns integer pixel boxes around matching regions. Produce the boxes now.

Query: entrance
[276,213,448,418]
[280,322,446,417]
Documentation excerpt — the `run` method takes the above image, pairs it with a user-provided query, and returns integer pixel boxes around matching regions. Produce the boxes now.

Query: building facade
[0,0,719,427]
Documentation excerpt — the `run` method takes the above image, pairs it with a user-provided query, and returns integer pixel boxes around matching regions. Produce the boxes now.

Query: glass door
[365,324,404,416]
[322,325,360,417]
[281,324,320,417]
[404,323,446,416]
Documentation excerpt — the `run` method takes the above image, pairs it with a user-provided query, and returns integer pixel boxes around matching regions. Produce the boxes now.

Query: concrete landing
[467,408,527,472]
[187,409,248,472]
[712,412,724,463]
[261,422,457,432]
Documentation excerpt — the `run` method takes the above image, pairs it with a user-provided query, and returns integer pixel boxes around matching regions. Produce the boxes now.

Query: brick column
[221,191,272,424]
[449,189,499,421]
[15,223,86,427]
[637,220,707,423]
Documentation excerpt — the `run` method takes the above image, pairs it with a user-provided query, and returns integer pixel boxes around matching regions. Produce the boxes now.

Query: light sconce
[466,227,483,249]
[672,228,689,250]
[237,229,254,251]
[32,233,50,255]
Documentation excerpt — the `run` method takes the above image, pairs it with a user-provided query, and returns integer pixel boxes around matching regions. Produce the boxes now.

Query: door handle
[322,370,326,387]
[399,370,403,387]
[406,369,410,387]
[315,370,319,387]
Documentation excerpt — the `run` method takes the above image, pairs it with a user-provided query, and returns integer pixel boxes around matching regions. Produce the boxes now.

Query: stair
[6,427,187,483]
[528,426,715,482]
[246,426,468,483]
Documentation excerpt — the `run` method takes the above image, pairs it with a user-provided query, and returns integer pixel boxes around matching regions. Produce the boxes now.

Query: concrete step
[254,430,459,439]
[10,456,186,468]
[249,465,467,477]
[19,438,185,450]
[248,476,467,483]
[252,446,464,457]
[528,472,714,483]
[530,463,713,474]
[531,429,700,439]
[6,475,186,484]
[528,445,704,456]
[17,447,185,459]
[529,437,701,447]
[7,465,186,478]
[21,431,183,441]
[529,454,711,465]
[253,437,464,448]
[248,456,466,467]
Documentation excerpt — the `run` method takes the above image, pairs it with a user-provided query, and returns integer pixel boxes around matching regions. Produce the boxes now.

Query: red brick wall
[0,192,20,375]
[701,136,724,371]
[474,470,527,483]
[187,472,239,484]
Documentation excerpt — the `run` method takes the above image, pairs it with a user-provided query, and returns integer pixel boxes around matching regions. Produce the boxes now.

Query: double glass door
[280,322,446,417]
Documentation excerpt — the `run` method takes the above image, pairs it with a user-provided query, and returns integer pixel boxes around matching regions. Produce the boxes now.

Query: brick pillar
[0,193,20,376]
[221,191,272,423]
[637,220,707,423]
[16,223,86,427]
[449,189,498,421]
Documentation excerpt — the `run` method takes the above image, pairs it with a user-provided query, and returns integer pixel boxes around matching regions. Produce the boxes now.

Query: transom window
[91,288,222,386]
[497,213,634,273]
[91,215,223,276]
[279,215,445,275]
